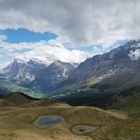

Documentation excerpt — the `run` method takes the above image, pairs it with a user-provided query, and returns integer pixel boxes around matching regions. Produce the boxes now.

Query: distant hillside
[108,86,140,118]
[54,72,140,107]
[0,92,60,107]
[0,92,36,106]
[7,92,36,104]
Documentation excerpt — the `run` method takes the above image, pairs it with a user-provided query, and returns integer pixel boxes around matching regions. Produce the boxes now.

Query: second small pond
[71,124,98,135]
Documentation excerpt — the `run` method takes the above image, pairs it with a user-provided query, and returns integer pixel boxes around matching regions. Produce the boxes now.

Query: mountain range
[60,40,140,86]
[0,58,76,94]
[0,40,140,105]
[54,40,140,106]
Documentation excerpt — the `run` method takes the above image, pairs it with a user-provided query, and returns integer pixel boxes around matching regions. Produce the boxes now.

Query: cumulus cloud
[0,0,140,46]
[0,40,89,64]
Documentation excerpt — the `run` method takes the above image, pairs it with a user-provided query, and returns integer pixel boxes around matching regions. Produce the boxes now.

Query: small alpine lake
[33,115,64,129]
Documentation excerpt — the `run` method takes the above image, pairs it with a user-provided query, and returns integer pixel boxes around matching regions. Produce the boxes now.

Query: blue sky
[0,28,57,43]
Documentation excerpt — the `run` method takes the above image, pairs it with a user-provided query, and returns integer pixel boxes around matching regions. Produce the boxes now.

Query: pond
[71,124,98,135]
[33,115,64,129]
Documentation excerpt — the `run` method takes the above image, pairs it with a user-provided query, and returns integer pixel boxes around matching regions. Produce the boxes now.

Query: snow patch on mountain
[129,49,140,60]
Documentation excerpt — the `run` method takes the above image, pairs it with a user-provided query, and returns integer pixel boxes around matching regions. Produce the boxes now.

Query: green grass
[108,87,140,118]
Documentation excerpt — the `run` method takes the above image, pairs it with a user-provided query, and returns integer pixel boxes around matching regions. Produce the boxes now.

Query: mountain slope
[47,40,140,107]
[29,60,75,92]
[60,40,140,88]
[1,59,48,85]
[54,72,140,107]
[107,86,140,118]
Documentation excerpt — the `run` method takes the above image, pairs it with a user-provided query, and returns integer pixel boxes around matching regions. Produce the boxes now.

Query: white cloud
[0,34,7,42]
[0,40,89,64]
[130,42,140,48]
[0,0,140,46]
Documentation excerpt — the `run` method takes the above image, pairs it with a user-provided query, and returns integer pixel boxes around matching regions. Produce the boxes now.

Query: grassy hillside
[0,92,61,107]
[108,87,140,118]
[54,73,140,107]
[0,85,139,140]
[0,102,139,140]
